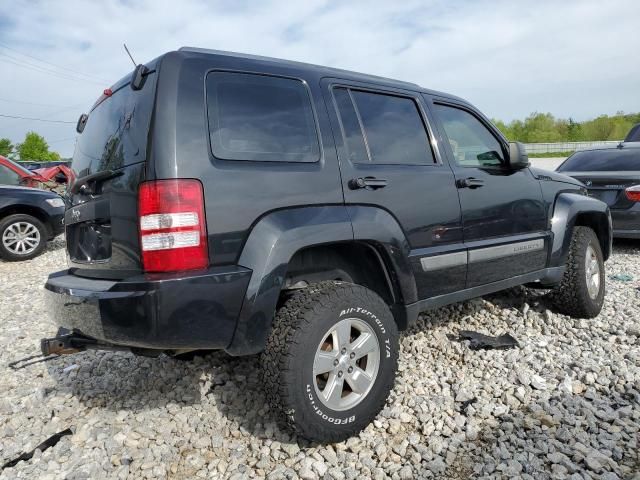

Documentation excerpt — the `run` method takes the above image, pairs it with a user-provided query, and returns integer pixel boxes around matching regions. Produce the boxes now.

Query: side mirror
[508,142,530,170]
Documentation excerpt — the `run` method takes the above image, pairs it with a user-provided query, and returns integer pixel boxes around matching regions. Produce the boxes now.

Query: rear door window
[332,87,434,165]
[206,72,320,162]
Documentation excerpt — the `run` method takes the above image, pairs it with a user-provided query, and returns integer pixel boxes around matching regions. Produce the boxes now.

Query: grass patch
[527,151,574,158]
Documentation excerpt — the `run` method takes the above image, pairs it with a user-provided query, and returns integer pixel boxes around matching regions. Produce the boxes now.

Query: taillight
[138,179,208,272]
[625,185,640,202]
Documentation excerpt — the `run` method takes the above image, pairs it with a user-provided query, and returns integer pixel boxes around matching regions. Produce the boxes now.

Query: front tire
[0,214,47,261]
[549,226,605,318]
[261,281,399,443]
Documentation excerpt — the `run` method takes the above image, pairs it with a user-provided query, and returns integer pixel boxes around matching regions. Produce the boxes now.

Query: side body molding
[226,205,416,355]
[549,193,612,268]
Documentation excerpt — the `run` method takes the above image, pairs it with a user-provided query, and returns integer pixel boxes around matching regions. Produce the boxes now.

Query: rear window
[557,149,640,172]
[206,72,320,162]
[73,73,157,176]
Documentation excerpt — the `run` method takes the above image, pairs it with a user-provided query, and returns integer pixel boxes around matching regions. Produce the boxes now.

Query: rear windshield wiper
[69,170,123,194]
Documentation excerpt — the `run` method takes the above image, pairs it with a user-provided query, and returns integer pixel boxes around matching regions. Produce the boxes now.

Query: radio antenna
[123,43,137,67]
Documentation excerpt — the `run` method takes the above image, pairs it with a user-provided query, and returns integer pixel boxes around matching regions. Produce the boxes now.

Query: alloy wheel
[2,221,41,256]
[313,317,380,411]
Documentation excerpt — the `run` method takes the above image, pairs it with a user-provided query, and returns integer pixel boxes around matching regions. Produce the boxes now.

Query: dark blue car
[557,143,640,239]
[0,185,65,260]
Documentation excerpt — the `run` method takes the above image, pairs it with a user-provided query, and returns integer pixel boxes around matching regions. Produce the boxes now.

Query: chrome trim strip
[421,251,467,272]
[468,239,544,264]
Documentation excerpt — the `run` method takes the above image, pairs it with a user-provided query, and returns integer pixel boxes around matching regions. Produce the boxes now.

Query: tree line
[493,111,640,143]
[0,132,62,161]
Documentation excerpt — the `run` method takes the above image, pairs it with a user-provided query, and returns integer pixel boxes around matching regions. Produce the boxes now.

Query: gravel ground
[0,237,639,479]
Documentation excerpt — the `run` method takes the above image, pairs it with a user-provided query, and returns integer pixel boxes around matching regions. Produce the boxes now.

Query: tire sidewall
[290,289,398,435]
[0,214,47,261]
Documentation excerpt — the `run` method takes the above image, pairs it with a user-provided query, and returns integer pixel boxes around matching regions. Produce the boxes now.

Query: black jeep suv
[44,48,612,442]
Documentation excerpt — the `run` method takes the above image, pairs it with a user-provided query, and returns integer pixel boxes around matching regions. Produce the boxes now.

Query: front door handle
[456,177,485,189]
[349,177,388,190]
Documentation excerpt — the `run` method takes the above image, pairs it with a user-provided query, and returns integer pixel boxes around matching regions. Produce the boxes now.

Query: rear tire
[549,226,605,318]
[0,214,47,261]
[261,281,399,443]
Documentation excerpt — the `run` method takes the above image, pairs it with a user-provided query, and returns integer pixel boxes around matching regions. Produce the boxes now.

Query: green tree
[16,131,61,161]
[492,111,638,143]
[567,118,582,142]
[0,138,13,157]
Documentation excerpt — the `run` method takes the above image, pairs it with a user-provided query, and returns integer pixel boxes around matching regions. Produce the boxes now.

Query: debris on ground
[458,397,478,415]
[62,364,79,374]
[8,353,59,370]
[609,273,633,282]
[449,330,520,350]
[2,428,73,470]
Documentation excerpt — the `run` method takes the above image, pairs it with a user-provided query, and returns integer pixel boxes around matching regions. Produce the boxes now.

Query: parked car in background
[0,185,64,260]
[0,156,74,189]
[0,155,45,188]
[18,160,72,171]
[625,123,640,142]
[557,143,640,238]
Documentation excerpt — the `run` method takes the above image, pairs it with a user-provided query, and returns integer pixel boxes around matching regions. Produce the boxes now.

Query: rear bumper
[44,266,251,350]
[612,207,640,239]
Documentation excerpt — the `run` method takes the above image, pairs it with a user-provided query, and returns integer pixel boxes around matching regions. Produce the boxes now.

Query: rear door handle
[349,177,388,190]
[456,177,485,189]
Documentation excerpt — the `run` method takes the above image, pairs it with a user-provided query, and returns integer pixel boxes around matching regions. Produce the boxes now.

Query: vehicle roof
[178,47,464,101]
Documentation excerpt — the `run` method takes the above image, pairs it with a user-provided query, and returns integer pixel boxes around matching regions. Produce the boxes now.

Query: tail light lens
[625,185,640,202]
[138,179,208,272]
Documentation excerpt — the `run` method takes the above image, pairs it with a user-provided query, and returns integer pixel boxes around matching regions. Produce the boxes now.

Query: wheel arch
[226,205,417,355]
[0,205,52,237]
[549,192,612,267]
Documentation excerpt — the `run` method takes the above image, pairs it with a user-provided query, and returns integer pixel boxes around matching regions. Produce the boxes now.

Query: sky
[0,0,638,158]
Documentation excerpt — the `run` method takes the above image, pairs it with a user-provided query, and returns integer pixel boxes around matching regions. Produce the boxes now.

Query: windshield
[557,148,640,172]
[72,71,157,176]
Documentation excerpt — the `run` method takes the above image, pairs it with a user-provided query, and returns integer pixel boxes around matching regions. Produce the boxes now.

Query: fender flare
[549,193,612,268]
[226,205,416,355]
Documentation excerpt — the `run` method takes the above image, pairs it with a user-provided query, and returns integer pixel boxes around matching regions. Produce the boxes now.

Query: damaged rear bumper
[44,266,251,351]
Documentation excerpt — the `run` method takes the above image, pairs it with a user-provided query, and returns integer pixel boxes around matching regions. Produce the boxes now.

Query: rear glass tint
[558,149,640,172]
[206,72,320,162]
[73,74,157,176]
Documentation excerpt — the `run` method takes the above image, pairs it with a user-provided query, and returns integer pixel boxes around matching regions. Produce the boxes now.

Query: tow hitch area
[40,329,130,356]
[9,330,131,370]
[40,332,95,356]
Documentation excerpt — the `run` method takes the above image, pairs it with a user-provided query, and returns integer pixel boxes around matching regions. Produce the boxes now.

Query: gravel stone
[0,237,639,479]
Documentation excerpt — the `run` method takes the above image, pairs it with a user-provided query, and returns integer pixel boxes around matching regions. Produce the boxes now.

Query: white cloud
[0,0,638,157]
